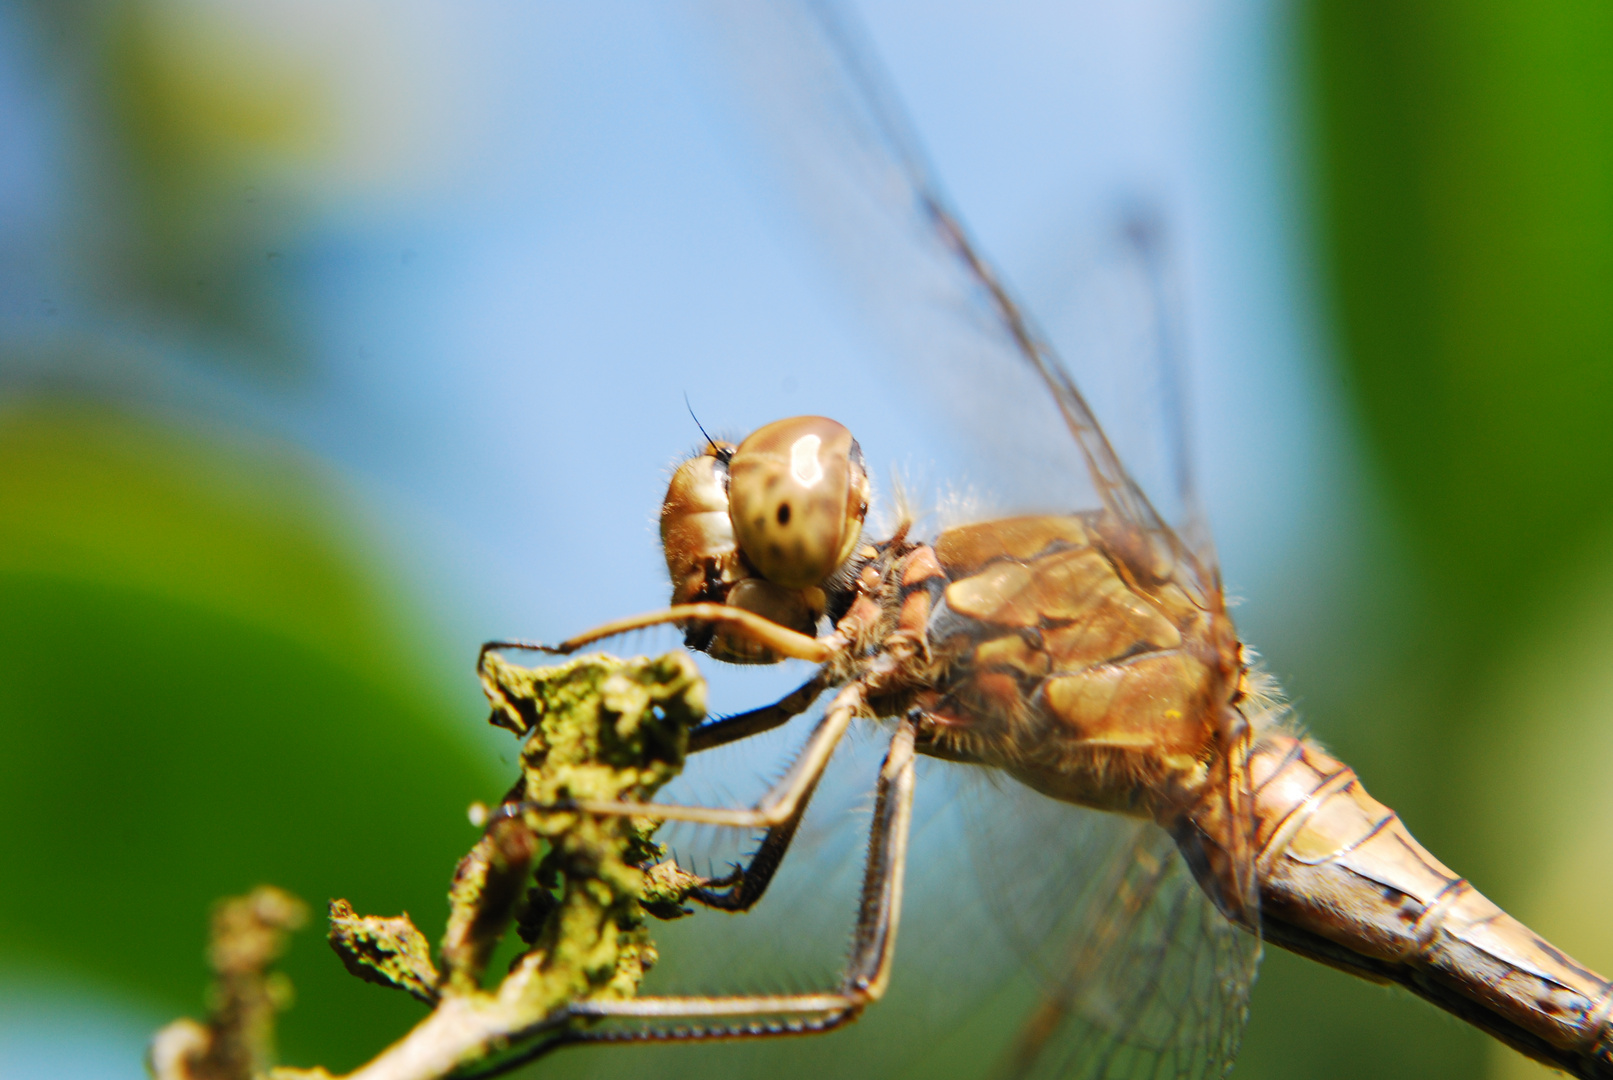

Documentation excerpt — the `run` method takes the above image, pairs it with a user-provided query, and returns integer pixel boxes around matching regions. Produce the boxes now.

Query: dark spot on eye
[776,503,792,526]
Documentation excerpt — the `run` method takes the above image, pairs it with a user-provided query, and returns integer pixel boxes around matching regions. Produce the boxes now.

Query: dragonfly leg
[494,683,864,829]
[685,725,833,912]
[480,603,837,666]
[455,714,919,1079]
[688,672,830,753]
[582,712,916,1023]
[691,700,928,912]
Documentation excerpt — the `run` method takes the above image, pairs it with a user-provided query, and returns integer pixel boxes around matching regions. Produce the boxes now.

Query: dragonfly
[476,3,1613,1078]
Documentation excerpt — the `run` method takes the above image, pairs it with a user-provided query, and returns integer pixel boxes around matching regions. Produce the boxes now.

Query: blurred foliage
[93,0,326,370]
[1232,3,1613,1079]
[21,0,343,376]
[0,403,501,1072]
[1308,0,1613,628]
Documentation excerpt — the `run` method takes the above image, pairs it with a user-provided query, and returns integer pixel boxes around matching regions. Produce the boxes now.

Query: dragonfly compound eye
[728,416,869,590]
[660,439,740,606]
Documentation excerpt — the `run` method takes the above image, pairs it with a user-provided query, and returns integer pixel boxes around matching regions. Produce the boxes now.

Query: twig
[148,651,707,1080]
[148,887,309,1080]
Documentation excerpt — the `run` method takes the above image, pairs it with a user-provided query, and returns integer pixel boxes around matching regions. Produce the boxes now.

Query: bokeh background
[1,2,1610,1079]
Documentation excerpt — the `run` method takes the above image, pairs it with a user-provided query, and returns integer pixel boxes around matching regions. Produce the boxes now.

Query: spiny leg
[680,674,834,908]
[578,711,917,1028]
[688,728,830,912]
[479,645,827,759]
[456,713,920,1080]
[493,682,864,830]
[686,698,929,914]
[689,672,831,753]
[840,712,917,1002]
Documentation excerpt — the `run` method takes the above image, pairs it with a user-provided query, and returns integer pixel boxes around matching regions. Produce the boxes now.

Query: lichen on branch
[327,901,439,1006]
[149,650,708,1080]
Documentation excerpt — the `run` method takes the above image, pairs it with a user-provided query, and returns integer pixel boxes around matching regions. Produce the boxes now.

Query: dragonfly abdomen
[1251,731,1613,1078]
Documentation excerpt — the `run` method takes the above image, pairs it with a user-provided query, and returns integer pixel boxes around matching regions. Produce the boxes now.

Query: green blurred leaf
[1307,0,1613,630]
[0,403,502,1072]
[1254,4,1613,1079]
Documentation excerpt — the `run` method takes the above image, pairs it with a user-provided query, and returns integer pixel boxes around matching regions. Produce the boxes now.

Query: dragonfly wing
[686,0,1218,586]
[680,3,1261,1075]
[953,772,1260,1080]
[1032,211,1222,589]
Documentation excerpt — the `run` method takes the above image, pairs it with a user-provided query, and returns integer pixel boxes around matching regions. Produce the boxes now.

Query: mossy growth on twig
[148,650,708,1080]
[327,901,440,1006]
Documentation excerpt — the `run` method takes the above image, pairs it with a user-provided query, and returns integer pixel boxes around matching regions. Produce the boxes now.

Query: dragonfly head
[659,416,869,663]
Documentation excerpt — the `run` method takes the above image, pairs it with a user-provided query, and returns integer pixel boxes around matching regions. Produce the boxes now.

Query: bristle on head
[861,467,902,541]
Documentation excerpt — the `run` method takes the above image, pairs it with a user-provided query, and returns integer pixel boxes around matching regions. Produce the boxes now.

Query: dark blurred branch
[148,651,707,1080]
[148,886,308,1080]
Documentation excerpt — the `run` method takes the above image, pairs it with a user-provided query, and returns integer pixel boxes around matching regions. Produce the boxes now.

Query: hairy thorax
[881,514,1243,826]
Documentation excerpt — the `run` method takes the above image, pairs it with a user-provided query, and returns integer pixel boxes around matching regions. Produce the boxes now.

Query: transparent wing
[1042,209,1220,583]
[952,775,1259,1080]
[686,0,1218,594]
[672,8,1261,1078]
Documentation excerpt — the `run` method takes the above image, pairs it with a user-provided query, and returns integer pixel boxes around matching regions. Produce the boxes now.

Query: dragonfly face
[660,415,870,663]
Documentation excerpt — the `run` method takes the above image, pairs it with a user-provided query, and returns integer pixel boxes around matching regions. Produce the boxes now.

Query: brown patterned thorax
[880,513,1613,1068]
[874,514,1241,826]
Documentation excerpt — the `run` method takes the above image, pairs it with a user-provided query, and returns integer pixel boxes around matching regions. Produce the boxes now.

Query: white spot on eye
[789,434,824,487]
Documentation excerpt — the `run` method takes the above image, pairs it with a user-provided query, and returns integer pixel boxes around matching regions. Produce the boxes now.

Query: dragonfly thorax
[881,515,1238,825]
